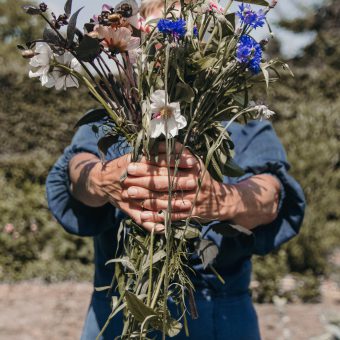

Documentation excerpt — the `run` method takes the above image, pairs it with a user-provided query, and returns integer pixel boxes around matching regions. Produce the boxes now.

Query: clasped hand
[90,142,232,233]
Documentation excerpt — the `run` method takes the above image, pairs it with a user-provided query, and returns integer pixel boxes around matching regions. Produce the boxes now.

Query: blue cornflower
[193,26,198,37]
[157,18,187,39]
[236,35,263,74]
[237,3,266,29]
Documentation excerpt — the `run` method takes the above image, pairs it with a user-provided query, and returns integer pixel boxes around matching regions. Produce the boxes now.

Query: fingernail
[187,179,196,187]
[127,187,138,197]
[186,157,197,166]
[127,163,138,174]
[141,211,153,219]
[156,225,165,233]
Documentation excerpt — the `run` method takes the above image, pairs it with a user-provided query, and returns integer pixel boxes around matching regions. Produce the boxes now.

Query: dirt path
[0,281,339,340]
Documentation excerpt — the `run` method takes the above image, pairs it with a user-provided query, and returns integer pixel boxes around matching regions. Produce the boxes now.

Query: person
[46,1,306,339]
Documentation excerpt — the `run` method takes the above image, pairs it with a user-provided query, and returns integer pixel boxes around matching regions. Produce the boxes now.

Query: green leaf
[67,7,84,47]
[233,0,269,6]
[105,257,136,272]
[194,56,218,71]
[75,35,101,62]
[211,222,240,237]
[142,250,166,271]
[210,154,224,182]
[74,109,106,128]
[174,83,195,103]
[124,292,182,337]
[125,291,157,322]
[97,134,119,161]
[174,225,200,240]
[167,319,183,337]
[225,13,236,29]
[84,23,95,33]
[228,223,253,236]
[43,28,60,45]
[198,239,219,269]
[64,0,73,16]
[94,286,112,292]
[223,158,245,177]
[133,129,144,162]
[22,5,41,15]
[261,63,270,88]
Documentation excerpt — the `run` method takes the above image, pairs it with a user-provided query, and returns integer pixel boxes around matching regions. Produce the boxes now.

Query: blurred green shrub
[0,0,95,281]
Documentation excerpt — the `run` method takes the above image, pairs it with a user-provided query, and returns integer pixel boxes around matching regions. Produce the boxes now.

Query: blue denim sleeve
[46,116,116,237]
[230,120,306,256]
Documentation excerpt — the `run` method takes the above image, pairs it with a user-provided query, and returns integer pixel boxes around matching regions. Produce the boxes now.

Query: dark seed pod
[108,13,122,25]
[101,11,109,19]
[260,39,269,47]
[119,3,133,17]
[270,0,278,8]
[21,49,36,59]
[39,2,48,12]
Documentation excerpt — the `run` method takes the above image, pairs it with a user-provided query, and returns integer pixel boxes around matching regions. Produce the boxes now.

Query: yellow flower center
[159,106,173,119]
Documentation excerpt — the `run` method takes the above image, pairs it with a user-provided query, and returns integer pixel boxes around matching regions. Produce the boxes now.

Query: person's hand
[123,142,235,227]
[86,145,199,232]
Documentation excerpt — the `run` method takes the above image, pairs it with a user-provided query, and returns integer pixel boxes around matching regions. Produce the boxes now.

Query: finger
[127,162,197,177]
[141,198,192,212]
[123,176,197,192]
[140,211,191,223]
[155,141,188,154]
[123,187,196,200]
[140,153,198,169]
[141,221,165,234]
[118,201,165,233]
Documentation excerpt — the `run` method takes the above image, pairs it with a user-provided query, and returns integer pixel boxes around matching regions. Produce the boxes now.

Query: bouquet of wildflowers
[20,0,290,338]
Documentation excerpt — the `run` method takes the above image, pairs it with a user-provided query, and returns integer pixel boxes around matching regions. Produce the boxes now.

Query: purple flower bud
[39,2,48,12]
[102,4,112,12]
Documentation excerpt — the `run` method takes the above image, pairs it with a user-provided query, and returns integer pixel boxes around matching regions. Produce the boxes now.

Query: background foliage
[0,0,339,301]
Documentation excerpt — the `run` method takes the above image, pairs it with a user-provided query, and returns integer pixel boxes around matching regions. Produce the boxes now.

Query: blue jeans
[80,290,261,340]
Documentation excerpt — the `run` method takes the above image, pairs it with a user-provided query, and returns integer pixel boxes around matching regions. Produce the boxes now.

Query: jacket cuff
[235,161,305,255]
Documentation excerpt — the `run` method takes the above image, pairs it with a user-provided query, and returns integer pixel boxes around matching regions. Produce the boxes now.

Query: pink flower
[4,223,15,234]
[137,15,151,33]
[200,1,224,14]
[89,26,140,53]
[209,1,224,13]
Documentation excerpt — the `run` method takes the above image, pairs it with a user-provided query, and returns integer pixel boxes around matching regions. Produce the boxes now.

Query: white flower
[29,43,81,91]
[28,42,54,87]
[149,90,187,139]
[249,102,275,120]
[50,52,82,90]
[89,26,140,53]
[255,105,275,120]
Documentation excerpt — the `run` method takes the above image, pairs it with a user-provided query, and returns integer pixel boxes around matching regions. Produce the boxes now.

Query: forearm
[223,174,281,230]
[69,152,108,207]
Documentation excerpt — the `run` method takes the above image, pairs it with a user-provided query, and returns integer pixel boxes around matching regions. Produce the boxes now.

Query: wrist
[218,183,241,222]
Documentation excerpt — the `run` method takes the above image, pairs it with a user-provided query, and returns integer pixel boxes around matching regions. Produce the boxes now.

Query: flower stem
[146,229,154,307]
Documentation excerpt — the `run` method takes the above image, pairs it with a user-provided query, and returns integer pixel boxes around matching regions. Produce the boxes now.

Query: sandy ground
[0,281,339,340]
